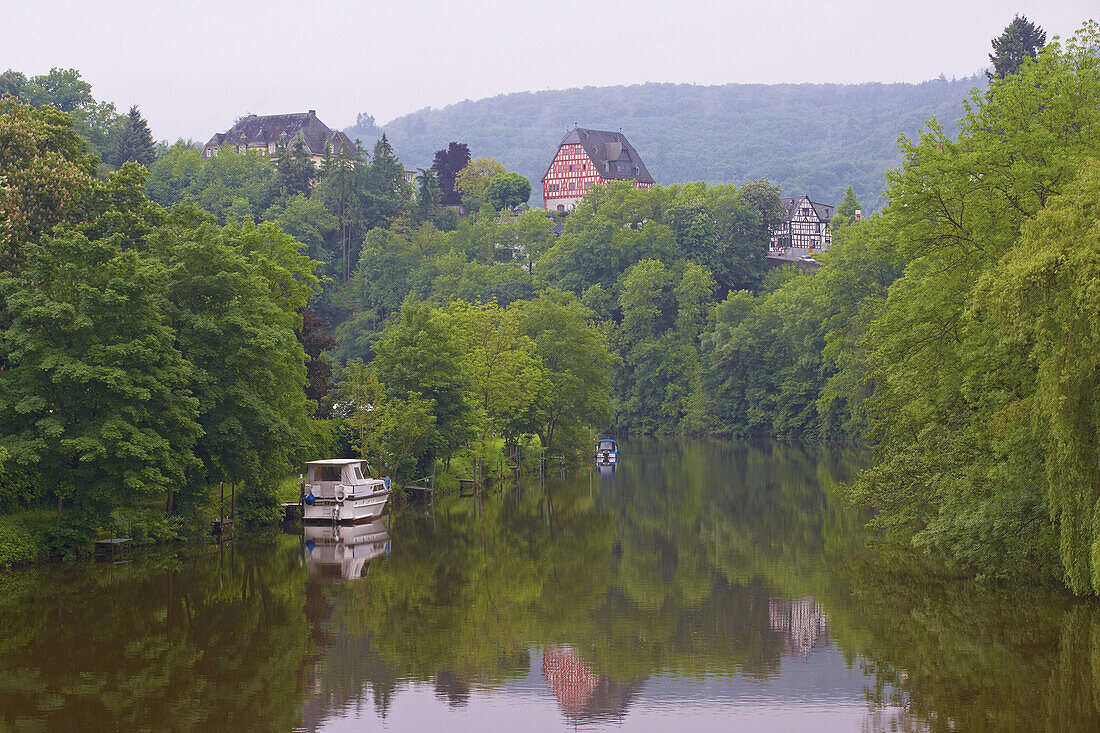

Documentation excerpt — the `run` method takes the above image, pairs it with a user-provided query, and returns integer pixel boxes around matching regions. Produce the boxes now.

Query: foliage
[845,22,1100,591]
[431,141,470,205]
[112,104,156,167]
[988,14,1047,80]
[484,171,532,210]
[514,291,612,450]
[0,229,201,520]
[454,156,506,206]
[0,98,100,270]
[148,216,321,505]
[5,67,124,165]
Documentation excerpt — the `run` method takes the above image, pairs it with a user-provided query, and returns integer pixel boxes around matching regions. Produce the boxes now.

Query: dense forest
[348,75,985,212]
[3,17,1100,599]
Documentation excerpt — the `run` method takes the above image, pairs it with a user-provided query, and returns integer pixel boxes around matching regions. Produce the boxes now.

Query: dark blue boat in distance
[595,438,619,465]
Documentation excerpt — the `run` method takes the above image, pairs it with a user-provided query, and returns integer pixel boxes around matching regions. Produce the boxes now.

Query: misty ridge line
[347,75,986,210]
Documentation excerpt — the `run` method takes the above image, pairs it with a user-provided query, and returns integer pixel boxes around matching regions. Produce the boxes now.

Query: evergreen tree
[367,133,410,200]
[112,105,156,168]
[831,184,862,229]
[274,139,315,198]
[988,15,1046,80]
[416,167,442,222]
[837,185,860,218]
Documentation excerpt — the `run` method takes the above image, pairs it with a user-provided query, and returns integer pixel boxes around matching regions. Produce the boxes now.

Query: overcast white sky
[3,0,1095,142]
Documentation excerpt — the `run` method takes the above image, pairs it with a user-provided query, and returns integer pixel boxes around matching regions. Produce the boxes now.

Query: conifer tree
[113,104,156,167]
[988,15,1046,80]
[368,133,410,200]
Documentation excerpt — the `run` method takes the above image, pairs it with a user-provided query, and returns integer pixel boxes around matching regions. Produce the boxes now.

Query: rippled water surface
[2,438,1099,732]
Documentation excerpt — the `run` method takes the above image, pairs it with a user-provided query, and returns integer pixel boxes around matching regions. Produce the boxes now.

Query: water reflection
[303,519,391,582]
[2,438,1100,732]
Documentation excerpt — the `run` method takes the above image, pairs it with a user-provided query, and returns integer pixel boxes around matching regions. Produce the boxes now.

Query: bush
[0,511,52,567]
[235,483,282,527]
[109,507,200,545]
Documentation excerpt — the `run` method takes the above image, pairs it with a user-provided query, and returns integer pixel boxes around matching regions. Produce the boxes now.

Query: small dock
[94,537,132,563]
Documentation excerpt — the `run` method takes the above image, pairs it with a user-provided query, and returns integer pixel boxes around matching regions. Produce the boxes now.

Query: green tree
[988,15,1046,80]
[977,159,1100,593]
[0,231,201,524]
[484,171,531,210]
[845,22,1100,590]
[145,141,203,207]
[274,139,315,199]
[415,167,442,223]
[372,301,470,468]
[149,215,320,509]
[514,291,612,450]
[0,69,27,98]
[830,184,862,229]
[454,156,506,206]
[262,193,337,264]
[112,104,156,168]
[439,300,544,444]
[367,133,411,201]
[20,67,92,113]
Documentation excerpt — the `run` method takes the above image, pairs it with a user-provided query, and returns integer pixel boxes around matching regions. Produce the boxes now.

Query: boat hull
[302,490,391,524]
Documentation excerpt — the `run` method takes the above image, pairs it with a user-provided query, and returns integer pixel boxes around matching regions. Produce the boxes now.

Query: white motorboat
[302,459,390,524]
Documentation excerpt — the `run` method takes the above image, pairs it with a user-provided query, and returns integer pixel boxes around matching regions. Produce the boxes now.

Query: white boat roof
[306,459,366,466]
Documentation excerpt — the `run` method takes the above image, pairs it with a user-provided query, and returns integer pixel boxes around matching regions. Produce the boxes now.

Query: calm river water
[2,437,1099,732]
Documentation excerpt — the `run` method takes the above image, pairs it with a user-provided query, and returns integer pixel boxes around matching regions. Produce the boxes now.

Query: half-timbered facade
[771,195,833,254]
[542,128,655,212]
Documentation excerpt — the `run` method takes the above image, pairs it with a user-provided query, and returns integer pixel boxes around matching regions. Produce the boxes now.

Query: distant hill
[347,77,986,211]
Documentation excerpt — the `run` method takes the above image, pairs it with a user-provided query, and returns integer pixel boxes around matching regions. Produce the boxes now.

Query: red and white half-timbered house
[542,128,655,212]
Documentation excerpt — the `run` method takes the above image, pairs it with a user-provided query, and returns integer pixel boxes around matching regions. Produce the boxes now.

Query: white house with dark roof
[771,195,833,255]
[542,127,655,212]
[202,110,356,162]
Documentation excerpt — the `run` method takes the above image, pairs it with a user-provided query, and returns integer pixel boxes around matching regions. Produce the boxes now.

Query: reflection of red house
[541,646,645,725]
[542,646,600,713]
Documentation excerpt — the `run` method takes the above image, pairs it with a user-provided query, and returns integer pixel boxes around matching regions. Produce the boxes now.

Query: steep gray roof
[547,127,655,184]
[780,195,833,223]
[204,110,356,156]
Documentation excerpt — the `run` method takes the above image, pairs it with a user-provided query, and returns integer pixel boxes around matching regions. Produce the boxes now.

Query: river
[1,437,1098,731]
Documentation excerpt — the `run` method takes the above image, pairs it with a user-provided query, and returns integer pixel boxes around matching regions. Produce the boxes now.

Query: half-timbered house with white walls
[771,195,834,255]
[542,127,655,212]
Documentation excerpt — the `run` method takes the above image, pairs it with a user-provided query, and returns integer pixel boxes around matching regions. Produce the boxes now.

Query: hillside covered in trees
[349,76,985,211]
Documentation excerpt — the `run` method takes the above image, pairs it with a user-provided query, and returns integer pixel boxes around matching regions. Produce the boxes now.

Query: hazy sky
[3,0,1095,142]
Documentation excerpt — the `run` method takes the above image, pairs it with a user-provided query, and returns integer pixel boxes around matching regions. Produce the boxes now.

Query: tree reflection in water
[1,438,1099,732]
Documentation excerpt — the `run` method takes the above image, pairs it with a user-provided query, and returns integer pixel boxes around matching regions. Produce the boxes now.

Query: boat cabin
[305,459,376,498]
